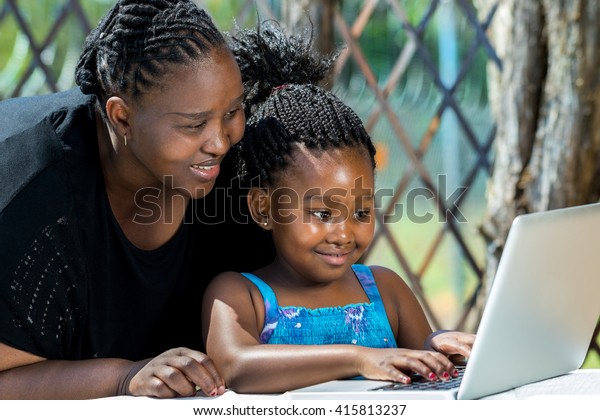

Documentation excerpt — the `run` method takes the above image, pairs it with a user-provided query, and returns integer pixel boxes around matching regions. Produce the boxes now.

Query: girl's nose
[327,221,354,245]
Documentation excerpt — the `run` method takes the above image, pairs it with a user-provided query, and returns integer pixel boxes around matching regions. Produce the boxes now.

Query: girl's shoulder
[207,270,256,291]
[362,264,413,295]
[362,264,403,281]
[204,270,267,304]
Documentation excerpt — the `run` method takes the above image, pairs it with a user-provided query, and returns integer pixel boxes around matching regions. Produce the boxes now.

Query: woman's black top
[0,88,274,361]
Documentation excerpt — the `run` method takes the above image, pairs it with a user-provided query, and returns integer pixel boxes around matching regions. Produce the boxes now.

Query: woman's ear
[247,187,271,229]
[105,96,131,142]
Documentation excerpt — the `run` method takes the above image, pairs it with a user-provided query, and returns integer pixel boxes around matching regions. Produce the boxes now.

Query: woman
[0,0,273,399]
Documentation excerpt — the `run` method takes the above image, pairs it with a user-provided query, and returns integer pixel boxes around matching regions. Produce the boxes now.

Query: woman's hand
[127,347,225,398]
[355,347,460,384]
[426,330,476,362]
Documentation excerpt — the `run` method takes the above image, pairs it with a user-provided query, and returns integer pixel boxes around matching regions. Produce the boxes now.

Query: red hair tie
[271,84,289,93]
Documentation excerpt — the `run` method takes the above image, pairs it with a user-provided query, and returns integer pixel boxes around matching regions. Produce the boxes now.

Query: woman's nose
[202,123,231,156]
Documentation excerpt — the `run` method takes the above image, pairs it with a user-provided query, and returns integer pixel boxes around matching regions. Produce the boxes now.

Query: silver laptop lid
[458,203,600,399]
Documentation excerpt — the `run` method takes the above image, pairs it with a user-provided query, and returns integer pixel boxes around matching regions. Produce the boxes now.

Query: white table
[480,369,600,399]
[105,368,600,401]
[92,371,600,420]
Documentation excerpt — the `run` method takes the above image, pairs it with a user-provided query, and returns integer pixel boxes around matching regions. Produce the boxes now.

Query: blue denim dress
[241,264,396,348]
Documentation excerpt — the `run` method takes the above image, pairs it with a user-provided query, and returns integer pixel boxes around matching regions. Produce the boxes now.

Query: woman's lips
[190,162,220,182]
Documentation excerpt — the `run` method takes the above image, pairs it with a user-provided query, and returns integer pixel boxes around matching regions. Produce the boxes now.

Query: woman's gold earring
[262,216,268,227]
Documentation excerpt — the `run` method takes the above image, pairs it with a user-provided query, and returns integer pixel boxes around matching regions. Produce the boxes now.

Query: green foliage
[0,0,110,97]
[1,0,488,104]
[582,347,600,368]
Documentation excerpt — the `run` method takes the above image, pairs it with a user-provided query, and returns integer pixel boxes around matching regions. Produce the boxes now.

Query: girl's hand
[356,347,459,384]
[426,330,476,362]
[127,347,225,398]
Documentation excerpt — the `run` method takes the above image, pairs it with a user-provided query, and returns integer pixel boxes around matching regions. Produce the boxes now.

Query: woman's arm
[0,342,45,372]
[0,341,141,399]
[0,343,223,399]
[0,359,139,399]
[201,273,457,394]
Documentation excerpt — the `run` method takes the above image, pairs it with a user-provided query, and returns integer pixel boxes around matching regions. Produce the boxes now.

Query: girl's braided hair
[229,20,376,187]
[75,0,227,112]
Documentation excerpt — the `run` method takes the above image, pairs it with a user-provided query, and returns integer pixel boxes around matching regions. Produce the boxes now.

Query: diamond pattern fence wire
[1,0,598,363]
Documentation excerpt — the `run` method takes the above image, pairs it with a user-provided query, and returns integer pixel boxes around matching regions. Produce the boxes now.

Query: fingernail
[442,371,450,379]
[428,372,437,380]
[403,376,411,384]
[209,389,217,397]
[453,369,459,377]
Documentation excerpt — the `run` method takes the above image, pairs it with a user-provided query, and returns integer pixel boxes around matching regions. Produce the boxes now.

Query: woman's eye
[225,107,242,119]
[189,121,207,130]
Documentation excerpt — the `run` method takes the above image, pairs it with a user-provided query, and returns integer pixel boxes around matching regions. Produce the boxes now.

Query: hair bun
[230,20,339,112]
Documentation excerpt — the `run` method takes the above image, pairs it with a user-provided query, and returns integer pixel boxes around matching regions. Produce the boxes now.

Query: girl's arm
[201,272,458,394]
[370,265,435,350]
[371,266,475,359]
[425,330,475,361]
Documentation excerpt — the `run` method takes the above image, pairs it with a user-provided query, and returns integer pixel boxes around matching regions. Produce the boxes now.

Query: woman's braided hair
[75,0,227,111]
[229,20,376,187]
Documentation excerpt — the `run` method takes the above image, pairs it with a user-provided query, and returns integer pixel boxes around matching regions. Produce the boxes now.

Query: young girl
[201,21,475,394]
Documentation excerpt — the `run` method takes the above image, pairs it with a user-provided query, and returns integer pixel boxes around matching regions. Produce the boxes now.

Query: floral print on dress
[345,305,366,335]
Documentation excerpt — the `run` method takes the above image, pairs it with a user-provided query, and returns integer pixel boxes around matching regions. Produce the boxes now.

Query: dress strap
[240,272,279,343]
[351,264,396,344]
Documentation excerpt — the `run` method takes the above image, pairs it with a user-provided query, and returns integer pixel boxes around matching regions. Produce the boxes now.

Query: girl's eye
[311,210,331,222]
[355,210,371,222]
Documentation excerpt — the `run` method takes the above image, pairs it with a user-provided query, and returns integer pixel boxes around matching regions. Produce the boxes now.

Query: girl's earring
[124,134,127,147]
[262,215,268,227]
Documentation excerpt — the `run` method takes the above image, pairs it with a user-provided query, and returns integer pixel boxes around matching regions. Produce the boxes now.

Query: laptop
[286,203,600,400]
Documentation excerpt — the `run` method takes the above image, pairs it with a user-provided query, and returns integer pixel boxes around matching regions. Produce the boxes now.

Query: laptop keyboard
[369,365,465,391]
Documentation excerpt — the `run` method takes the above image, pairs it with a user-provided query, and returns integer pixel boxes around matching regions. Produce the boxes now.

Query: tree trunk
[477,0,600,293]
[476,0,600,354]
[475,0,546,294]
[527,0,600,210]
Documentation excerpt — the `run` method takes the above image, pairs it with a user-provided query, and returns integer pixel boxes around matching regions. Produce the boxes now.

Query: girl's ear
[247,187,271,230]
